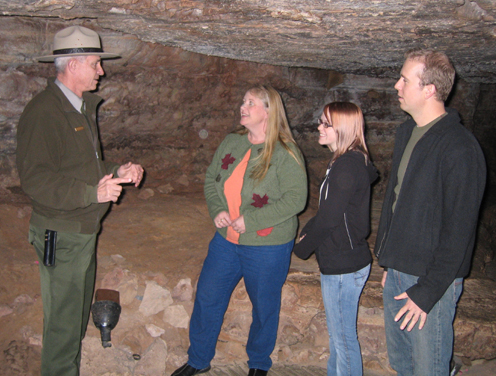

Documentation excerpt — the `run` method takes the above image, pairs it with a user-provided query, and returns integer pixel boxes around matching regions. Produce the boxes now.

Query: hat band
[53,47,104,55]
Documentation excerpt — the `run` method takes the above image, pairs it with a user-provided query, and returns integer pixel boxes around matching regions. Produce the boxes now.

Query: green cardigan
[204,133,308,246]
[16,78,120,234]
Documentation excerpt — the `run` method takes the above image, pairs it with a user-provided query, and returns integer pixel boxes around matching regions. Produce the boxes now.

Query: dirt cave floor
[0,186,495,375]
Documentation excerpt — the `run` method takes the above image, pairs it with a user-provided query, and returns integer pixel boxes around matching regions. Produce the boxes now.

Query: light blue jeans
[187,232,294,371]
[320,264,370,376]
[383,269,463,376]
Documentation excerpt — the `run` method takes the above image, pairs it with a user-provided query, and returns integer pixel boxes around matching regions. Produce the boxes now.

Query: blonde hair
[404,49,455,102]
[234,85,302,181]
[323,102,369,165]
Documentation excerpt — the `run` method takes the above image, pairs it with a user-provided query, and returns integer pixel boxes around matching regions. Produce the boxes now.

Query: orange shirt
[224,149,251,244]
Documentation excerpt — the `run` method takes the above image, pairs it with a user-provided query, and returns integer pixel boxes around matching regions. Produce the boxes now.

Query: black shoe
[171,363,211,376]
[248,369,268,376]
[450,359,462,376]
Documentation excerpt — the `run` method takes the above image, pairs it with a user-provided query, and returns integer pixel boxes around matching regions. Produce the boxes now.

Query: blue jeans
[383,269,463,376]
[188,232,294,371]
[321,264,370,376]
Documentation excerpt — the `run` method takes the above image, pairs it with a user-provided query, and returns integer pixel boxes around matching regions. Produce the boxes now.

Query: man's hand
[381,271,387,288]
[97,174,131,203]
[394,292,427,331]
[117,162,144,187]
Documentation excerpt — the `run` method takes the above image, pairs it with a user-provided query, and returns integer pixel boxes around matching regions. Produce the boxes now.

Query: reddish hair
[323,102,369,165]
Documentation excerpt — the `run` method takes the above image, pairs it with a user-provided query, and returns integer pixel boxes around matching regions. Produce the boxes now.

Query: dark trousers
[29,225,97,376]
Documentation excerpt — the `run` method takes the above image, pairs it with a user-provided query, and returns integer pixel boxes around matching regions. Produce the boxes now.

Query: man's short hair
[54,55,87,74]
[405,49,455,102]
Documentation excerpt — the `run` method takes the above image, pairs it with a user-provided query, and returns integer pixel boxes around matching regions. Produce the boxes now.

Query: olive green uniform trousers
[29,225,97,376]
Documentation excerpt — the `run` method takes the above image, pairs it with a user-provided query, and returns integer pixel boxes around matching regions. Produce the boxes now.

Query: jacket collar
[47,77,103,113]
[400,107,461,136]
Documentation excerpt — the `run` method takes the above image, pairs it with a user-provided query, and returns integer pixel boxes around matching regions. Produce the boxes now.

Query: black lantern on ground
[91,289,121,348]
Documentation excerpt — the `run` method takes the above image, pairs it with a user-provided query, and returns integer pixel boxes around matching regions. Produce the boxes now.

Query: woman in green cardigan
[171,85,307,376]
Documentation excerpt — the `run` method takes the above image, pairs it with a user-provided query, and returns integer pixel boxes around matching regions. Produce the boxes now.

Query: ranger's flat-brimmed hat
[37,26,120,62]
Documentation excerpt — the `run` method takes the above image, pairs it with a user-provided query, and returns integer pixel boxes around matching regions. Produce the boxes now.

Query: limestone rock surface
[1,0,495,82]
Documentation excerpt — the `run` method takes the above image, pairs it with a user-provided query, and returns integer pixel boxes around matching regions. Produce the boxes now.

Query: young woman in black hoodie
[293,102,378,376]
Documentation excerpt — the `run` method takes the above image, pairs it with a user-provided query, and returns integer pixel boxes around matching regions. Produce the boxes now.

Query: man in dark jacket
[375,49,486,376]
[16,26,144,376]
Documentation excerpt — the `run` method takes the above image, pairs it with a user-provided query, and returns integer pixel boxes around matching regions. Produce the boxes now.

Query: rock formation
[1,0,495,82]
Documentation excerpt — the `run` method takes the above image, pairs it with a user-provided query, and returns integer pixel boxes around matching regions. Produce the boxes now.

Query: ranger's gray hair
[54,56,88,73]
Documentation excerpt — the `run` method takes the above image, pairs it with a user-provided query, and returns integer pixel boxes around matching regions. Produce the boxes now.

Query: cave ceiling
[2,0,496,82]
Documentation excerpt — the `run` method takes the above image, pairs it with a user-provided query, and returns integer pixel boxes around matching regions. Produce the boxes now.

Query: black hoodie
[294,150,378,274]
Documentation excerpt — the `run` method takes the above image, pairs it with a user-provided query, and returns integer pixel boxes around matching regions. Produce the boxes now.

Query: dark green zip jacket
[16,78,119,234]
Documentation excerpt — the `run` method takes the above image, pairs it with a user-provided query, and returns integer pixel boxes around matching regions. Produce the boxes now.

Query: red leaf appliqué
[251,194,269,208]
[257,227,273,236]
[251,194,272,236]
[221,154,236,170]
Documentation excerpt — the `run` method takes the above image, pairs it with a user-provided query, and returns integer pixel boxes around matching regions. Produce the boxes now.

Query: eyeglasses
[318,118,333,129]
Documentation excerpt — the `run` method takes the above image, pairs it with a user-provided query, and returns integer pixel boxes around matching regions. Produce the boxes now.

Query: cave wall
[0,17,494,276]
